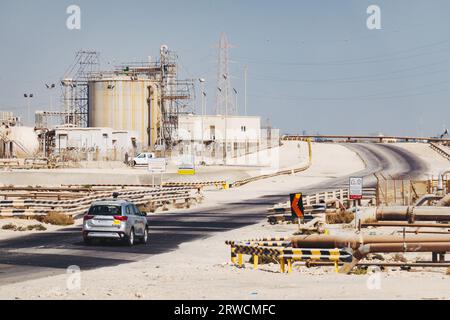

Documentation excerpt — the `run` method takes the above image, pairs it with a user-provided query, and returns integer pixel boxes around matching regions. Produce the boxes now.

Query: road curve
[0,143,428,285]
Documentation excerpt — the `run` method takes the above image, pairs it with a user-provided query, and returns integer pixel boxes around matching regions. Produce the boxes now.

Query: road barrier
[430,142,450,161]
[226,238,352,273]
[267,188,377,224]
[0,186,202,218]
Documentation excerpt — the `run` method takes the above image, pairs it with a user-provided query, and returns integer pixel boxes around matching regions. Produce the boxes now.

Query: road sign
[290,193,304,220]
[349,177,363,200]
[148,158,166,173]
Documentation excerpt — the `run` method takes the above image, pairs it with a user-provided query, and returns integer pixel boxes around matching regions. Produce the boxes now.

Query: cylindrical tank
[88,77,160,148]
[9,126,39,158]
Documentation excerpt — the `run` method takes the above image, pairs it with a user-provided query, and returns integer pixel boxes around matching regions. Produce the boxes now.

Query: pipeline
[414,194,443,206]
[361,221,450,228]
[358,206,450,224]
[375,206,450,222]
[340,242,450,274]
[290,234,450,250]
[437,193,450,206]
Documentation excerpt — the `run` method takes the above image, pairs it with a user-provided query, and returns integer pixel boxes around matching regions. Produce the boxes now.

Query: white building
[54,127,139,161]
[177,114,279,165]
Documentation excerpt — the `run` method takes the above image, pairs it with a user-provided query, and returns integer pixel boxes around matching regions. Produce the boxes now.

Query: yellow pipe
[147,82,161,149]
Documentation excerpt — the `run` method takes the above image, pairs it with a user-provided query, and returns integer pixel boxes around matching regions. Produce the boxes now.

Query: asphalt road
[0,143,427,285]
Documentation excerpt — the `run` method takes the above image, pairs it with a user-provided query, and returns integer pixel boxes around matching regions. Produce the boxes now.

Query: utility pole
[224,74,228,165]
[199,78,206,164]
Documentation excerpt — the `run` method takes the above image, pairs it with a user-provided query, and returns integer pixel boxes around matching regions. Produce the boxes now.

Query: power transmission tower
[216,33,235,116]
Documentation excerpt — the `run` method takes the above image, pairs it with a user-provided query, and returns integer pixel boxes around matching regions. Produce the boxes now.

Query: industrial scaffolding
[108,46,195,151]
[61,50,100,127]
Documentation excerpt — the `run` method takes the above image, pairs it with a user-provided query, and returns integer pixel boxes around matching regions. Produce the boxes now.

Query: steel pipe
[361,221,450,228]
[290,234,450,250]
[340,242,450,274]
[437,193,450,206]
[375,206,450,222]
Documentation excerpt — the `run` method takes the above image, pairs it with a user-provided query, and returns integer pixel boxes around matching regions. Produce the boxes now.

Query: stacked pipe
[289,234,450,273]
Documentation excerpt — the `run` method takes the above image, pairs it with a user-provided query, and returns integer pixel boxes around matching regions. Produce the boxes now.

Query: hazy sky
[1,0,450,136]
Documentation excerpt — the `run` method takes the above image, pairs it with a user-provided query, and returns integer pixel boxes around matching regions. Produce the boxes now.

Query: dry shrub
[350,267,368,275]
[326,211,355,224]
[391,253,408,263]
[39,212,74,226]
[137,203,155,213]
[2,223,16,230]
[27,224,47,231]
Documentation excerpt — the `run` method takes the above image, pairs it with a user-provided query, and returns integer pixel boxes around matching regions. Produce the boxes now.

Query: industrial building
[35,46,194,156]
[53,127,139,161]
[19,37,280,165]
[176,114,279,165]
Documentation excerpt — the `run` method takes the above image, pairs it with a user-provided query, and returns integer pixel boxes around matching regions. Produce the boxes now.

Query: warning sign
[349,177,363,200]
[290,193,305,220]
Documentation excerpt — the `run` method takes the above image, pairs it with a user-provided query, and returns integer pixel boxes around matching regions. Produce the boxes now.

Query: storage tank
[9,126,39,158]
[88,77,160,148]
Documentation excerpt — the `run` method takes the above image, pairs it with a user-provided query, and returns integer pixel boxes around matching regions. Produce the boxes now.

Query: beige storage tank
[9,126,39,158]
[88,77,161,148]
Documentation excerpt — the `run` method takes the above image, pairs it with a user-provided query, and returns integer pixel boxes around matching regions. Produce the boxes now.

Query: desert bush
[27,224,47,231]
[38,212,74,226]
[326,211,355,224]
[2,223,17,231]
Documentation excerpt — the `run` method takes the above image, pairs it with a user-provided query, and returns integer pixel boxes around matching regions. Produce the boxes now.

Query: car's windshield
[88,205,122,216]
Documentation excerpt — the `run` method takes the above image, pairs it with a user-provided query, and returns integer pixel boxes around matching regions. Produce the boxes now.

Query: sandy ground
[0,219,65,241]
[395,142,450,176]
[1,221,448,300]
[0,142,449,300]
[0,142,309,186]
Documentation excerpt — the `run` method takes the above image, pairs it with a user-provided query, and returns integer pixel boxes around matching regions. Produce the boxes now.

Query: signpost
[148,158,167,187]
[349,177,363,200]
[290,193,305,224]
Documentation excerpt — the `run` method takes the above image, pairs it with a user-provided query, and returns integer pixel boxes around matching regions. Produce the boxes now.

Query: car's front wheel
[129,161,136,167]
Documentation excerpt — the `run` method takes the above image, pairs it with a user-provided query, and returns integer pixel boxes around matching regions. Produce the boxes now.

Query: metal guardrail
[225,238,352,273]
[430,142,450,161]
[266,188,376,224]
[268,188,377,213]
[0,187,202,218]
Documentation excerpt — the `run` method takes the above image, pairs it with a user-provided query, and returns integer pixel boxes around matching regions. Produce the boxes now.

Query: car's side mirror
[142,212,148,217]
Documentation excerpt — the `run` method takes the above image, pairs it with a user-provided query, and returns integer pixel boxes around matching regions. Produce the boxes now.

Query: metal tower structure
[159,46,195,150]
[216,33,235,116]
[61,50,100,127]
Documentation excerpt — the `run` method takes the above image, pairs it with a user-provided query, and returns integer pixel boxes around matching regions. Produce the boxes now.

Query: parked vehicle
[129,152,156,167]
[82,199,149,246]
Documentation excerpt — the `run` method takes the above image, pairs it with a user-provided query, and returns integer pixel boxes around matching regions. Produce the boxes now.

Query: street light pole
[223,74,228,165]
[46,83,56,113]
[198,78,206,164]
[233,88,238,115]
[24,93,34,127]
